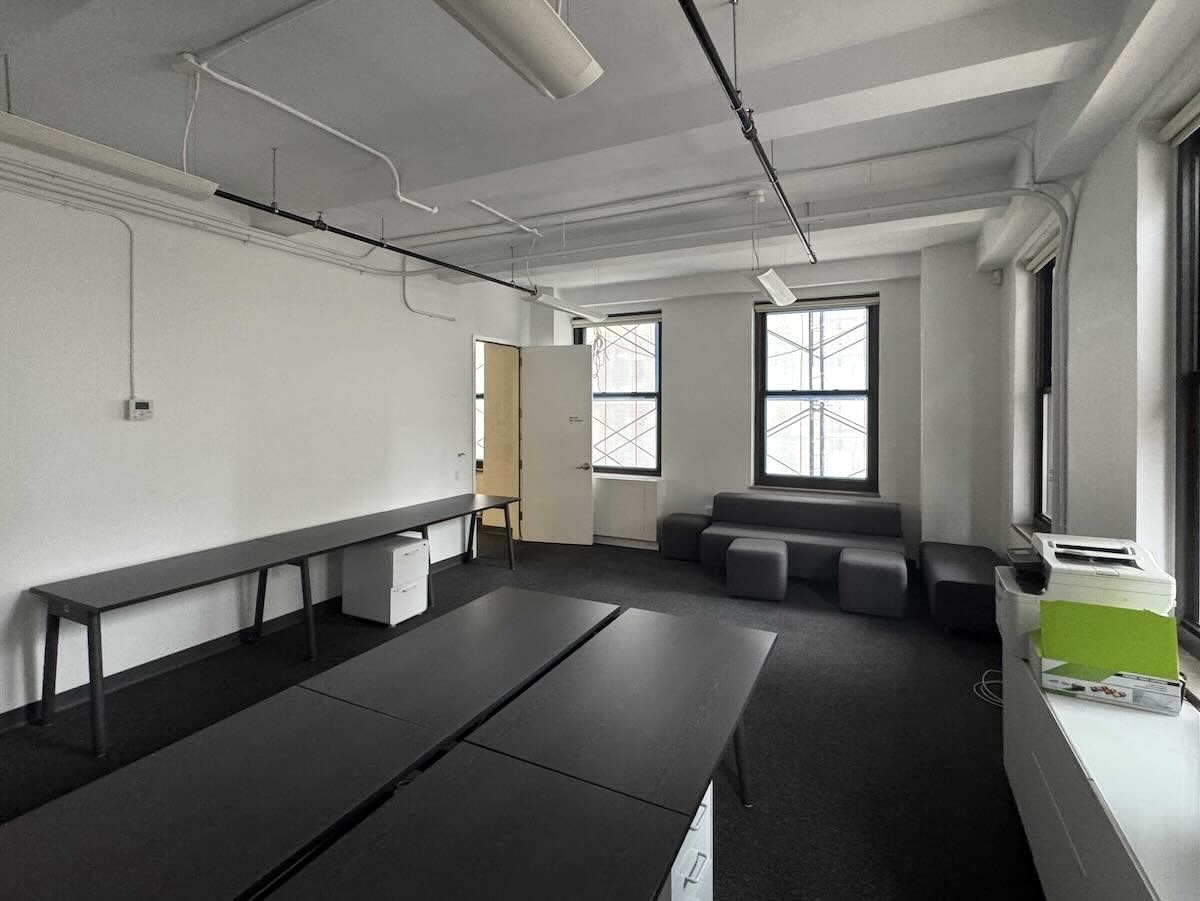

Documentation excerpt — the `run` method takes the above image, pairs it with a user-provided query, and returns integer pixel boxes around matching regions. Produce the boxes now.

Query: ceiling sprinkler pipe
[180,53,439,215]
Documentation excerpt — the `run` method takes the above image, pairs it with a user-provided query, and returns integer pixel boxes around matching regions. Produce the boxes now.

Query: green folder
[1040,600,1179,680]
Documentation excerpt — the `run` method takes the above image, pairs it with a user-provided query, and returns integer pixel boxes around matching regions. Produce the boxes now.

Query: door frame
[470,334,522,531]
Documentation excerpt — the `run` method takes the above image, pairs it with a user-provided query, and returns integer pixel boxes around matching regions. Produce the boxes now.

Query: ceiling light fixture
[0,110,218,200]
[752,268,797,306]
[432,0,603,100]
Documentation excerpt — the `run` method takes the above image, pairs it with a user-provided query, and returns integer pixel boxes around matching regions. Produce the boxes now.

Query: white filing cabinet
[341,535,429,626]
[658,782,714,901]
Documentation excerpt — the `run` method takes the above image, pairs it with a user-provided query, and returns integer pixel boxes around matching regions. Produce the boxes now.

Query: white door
[520,345,594,545]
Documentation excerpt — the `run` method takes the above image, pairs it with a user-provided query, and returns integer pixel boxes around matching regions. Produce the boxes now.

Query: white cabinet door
[520,345,594,545]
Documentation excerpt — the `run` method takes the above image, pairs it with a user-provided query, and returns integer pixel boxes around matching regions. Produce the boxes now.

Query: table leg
[87,614,107,758]
[503,504,516,571]
[250,568,268,642]
[299,558,317,662]
[38,610,60,725]
[420,526,435,607]
[732,719,752,808]
[466,512,478,563]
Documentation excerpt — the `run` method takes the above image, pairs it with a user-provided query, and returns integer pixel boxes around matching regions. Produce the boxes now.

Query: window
[1033,260,1055,531]
[1178,132,1200,631]
[754,301,879,492]
[474,340,485,469]
[574,318,661,474]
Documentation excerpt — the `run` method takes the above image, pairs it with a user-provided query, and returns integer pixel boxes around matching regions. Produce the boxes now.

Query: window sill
[1011,522,1035,543]
[750,484,880,499]
[593,471,661,482]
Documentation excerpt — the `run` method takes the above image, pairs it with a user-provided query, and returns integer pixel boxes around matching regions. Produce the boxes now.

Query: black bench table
[302,587,618,743]
[273,742,691,901]
[0,687,441,901]
[29,493,518,756]
[469,607,777,815]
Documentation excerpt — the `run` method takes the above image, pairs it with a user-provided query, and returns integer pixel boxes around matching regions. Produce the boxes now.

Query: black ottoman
[659,513,712,561]
[838,547,908,617]
[920,541,1001,634]
[726,537,787,601]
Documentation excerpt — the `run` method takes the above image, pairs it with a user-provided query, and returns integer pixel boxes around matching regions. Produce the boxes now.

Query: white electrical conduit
[0,184,137,396]
[1,166,458,325]
[399,130,1040,249]
[182,72,199,173]
[400,255,456,321]
[469,199,542,237]
[0,153,433,276]
[179,53,439,215]
[192,0,343,65]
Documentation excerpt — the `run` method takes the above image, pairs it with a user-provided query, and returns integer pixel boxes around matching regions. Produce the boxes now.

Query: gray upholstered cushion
[920,542,1001,634]
[711,491,902,537]
[700,522,905,582]
[838,547,908,617]
[726,537,787,601]
[659,513,712,561]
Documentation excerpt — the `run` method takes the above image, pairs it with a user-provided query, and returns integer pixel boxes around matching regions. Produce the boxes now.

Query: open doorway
[474,339,521,539]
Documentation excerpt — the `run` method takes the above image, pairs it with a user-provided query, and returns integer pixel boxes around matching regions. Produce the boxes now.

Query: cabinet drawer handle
[684,852,708,886]
[400,584,416,593]
[400,549,421,558]
[688,801,708,832]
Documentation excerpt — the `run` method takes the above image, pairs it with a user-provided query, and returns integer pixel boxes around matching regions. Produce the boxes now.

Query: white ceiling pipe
[0,153,445,280]
[179,53,439,215]
[453,190,1018,271]
[531,291,606,322]
[0,110,217,199]
[469,199,542,236]
[432,0,603,100]
[396,131,1033,248]
[192,0,342,65]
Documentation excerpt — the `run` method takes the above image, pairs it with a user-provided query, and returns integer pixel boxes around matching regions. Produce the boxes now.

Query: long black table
[0,687,441,901]
[275,606,777,900]
[0,589,614,901]
[469,607,777,816]
[272,743,691,901]
[29,493,518,756]
[302,587,618,742]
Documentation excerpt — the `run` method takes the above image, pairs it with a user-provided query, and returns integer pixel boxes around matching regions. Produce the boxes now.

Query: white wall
[0,172,531,716]
[919,242,1007,551]
[656,278,924,556]
[1062,118,1175,565]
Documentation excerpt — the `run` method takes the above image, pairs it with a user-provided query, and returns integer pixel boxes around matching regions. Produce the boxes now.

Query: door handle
[575,463,592,471]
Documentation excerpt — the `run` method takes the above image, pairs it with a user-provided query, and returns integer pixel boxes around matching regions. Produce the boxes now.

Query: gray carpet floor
[0,540,1043,900]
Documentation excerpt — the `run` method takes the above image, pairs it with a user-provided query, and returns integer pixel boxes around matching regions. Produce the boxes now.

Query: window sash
[754,303,879,492]
[575,317,662,475]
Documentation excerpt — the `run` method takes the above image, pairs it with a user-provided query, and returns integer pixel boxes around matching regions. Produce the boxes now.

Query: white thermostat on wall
[125,398,154,421]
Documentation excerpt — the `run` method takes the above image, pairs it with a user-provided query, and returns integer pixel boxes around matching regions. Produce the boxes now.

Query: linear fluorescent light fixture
[432,0,603,99]
[752,268,797,306]
[532,292,607,322]
[0,110,219,201]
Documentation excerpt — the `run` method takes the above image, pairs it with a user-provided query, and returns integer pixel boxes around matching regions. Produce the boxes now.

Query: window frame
[573,317,663,476]
[753,299,880,493]
[1178,132,1200,632]
[1033,260,1055,532]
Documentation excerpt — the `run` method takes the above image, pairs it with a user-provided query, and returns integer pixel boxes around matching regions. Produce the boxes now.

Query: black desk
[0,687,440,901]
[272,742,690,901]
[303,587,618,741]
[30,493,518,756]
[469,607,776,815]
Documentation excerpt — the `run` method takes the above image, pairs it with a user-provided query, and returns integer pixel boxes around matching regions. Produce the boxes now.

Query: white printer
[995,534,1175,656]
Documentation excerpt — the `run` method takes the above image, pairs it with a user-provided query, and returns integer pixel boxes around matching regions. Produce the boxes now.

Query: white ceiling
[0,0,1132,296]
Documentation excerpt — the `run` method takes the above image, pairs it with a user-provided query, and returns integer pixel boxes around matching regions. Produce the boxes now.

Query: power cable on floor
[973,669,1003,708]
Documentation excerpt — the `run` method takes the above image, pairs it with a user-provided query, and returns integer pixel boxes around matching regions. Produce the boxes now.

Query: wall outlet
[125,398,154,421]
